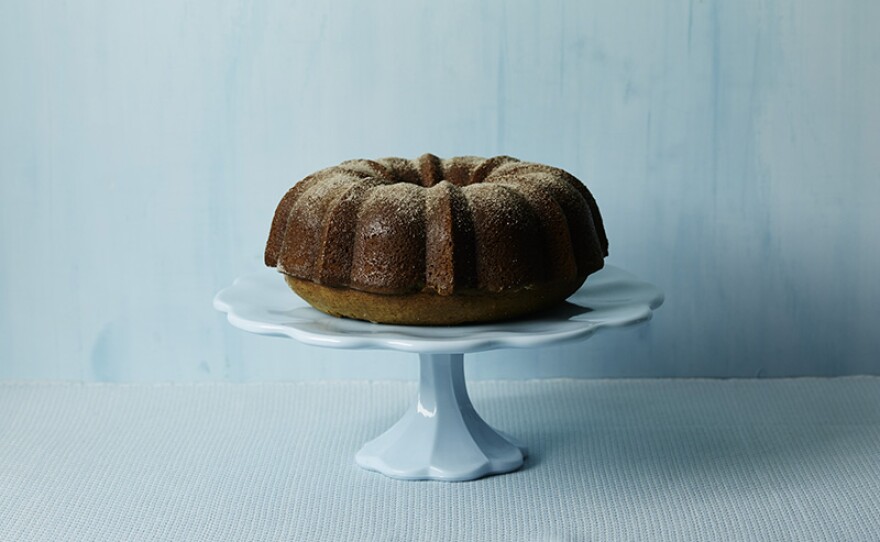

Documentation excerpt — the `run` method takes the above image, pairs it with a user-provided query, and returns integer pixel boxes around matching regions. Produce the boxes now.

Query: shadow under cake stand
[214,265,663,482]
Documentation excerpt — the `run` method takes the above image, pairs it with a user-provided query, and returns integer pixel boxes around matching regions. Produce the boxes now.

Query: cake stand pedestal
[214,265,663,481]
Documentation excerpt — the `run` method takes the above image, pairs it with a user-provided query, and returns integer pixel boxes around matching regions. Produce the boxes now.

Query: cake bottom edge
[282,274,589,326]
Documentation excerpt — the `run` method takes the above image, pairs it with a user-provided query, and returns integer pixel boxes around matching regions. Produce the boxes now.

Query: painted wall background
[1,0,878,381]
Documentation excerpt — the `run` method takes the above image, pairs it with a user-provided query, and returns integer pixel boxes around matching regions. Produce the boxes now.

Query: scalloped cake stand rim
[213,264,664,355]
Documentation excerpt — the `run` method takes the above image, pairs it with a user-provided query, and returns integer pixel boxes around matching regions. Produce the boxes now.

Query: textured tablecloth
[2,378,879,541]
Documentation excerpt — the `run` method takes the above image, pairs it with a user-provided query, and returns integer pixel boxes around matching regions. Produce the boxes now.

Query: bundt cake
[265,154,608,325]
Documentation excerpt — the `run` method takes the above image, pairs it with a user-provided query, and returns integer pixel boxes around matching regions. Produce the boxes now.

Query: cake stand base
[355,353,528,481]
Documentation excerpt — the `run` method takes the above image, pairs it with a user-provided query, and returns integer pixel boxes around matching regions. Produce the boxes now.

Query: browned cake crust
[266,154,608,325]
[285,274,587,325]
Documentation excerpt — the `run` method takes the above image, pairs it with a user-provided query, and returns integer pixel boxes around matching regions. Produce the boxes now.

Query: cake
[265,154,608,325]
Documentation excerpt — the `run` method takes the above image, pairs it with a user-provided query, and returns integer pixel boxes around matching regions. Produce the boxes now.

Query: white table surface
[3,377,880,541]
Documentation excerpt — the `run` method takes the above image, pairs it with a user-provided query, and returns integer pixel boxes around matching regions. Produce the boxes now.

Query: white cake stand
[214,265,663,482]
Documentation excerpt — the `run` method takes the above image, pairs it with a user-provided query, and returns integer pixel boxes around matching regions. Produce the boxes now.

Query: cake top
[333,154,563,188]
[265,154,609,299]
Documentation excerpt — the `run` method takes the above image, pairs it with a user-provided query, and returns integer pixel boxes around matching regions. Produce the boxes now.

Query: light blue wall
[1,1,878,381]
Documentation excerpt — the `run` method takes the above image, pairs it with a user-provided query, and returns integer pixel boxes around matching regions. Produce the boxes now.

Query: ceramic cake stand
[214,265,663,482]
